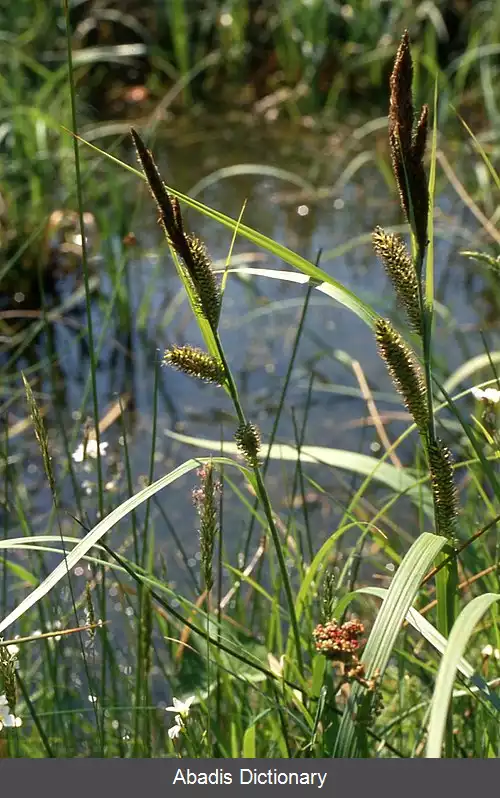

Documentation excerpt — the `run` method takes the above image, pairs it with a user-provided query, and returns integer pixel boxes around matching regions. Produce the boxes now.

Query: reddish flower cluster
[313,619,365,662]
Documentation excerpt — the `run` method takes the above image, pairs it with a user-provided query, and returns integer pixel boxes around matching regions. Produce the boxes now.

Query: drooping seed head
[375,318,428,433]
[372,227,422,335]
[234,421,261,467]
[427,438,458,538]
[163,345,226,386]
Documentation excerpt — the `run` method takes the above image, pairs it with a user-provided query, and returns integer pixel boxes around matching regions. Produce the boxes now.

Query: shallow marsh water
[1,116,496,632]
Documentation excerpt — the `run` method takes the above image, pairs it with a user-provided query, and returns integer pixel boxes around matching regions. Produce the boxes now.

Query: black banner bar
[0,758,496,797]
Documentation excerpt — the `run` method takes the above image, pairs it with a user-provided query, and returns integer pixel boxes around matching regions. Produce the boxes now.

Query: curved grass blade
[0,456,246,636]
[187,164,316,199]
[164,429,434,517]
[334,532,447,757]
[455,112,500,191]
[224,265,376,308]
[426,593,500,758]
[443,353,500,395]
[154,194,378,327]
[355,586,473,679]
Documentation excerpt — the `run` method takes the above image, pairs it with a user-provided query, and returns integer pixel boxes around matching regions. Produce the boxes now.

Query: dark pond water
[2,115,497,605]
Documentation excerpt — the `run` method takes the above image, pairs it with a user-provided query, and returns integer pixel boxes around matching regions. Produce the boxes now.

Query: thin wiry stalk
[16,672,54,757]
[213,331,305,677]
[22,367,104,751]
[62,0,104,519]
[132,130,305,677]
[119,401,140,564]
[2,424,10,621]
[215,460,224,756]
[62,0,106,751]
[133,357,159,756]
[242,274,316,571]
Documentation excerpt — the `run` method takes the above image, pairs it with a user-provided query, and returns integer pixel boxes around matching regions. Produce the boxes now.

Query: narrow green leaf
[460,251,500,270]
[222,201,247,296]
[355,586,473,678]
[230,722,239,759]
[68,132,379,329]
[426,593,500,758]
[334,532,447,757]
[311,657,327,699]
[0,457,247,636]
[443,353,500,395]
[225,265,377,311]
[164,429,434,517]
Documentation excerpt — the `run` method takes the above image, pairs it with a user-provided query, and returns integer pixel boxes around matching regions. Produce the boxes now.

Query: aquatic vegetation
[1,6,500,761]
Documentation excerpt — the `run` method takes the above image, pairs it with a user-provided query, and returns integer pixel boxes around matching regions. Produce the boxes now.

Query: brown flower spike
[193,463,221,593]
[131,129,221,330]
[389,32,429,260]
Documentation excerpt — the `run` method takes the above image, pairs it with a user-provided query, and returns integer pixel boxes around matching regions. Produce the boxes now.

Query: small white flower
[483,644,500,660]
[7,644,19,657]
[72,444,85,463]
[72,440,109,463]
[168,714,183,740]
[472,387,500,404]
[165,695,194,719]
[0,695,22,730]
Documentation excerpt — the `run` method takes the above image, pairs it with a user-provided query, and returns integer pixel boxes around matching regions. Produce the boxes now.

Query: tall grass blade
[163,429,435,517]
[242,724,256,758]
[426,593,500,758]
[334,532,447,757]
[354,586,473,678]
[455,112,500,192]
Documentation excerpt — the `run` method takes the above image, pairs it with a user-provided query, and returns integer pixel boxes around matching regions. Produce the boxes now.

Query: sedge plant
[4,24,500,760]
